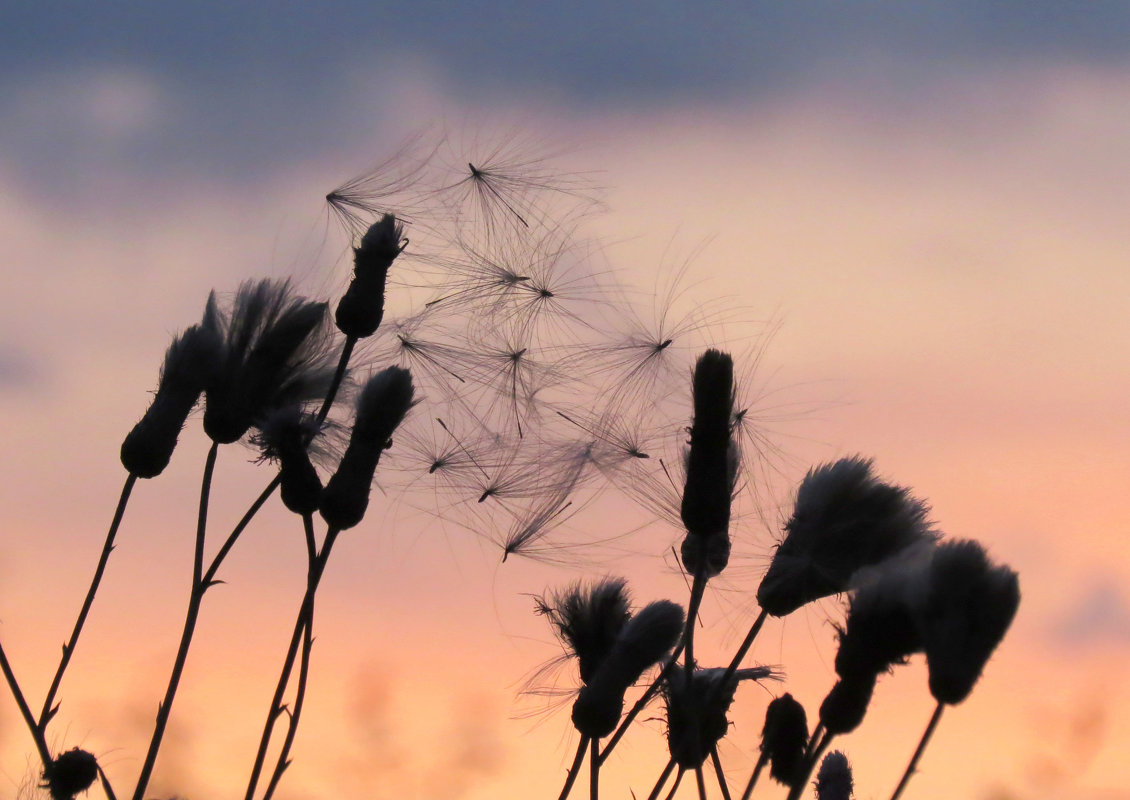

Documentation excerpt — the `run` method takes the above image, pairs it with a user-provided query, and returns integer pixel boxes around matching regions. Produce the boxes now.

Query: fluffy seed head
[537,577,632,685]
[120,321,221,477]
[335,214,406,339]
[251,405,326,515]
[202,279,337,444]
[680,350,738,548]
[758,456,935,617]
[815,750,854,800]
[665,665,773,768]
[319,366,415,529]
[919,539,1020,705]
[42,748,98,800]
[819,674,876,735]
[760,693,809,786]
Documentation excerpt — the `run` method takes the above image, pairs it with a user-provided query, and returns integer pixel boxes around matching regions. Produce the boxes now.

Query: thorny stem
[39,474,138,731]
[589,737,600,800]
[244,527,342,800]
[711,745,733,800]
[889,702,945,800]
[644,758,677,800]
[598,641,684,765]
[556,736,590,800]
[739,754,768,800]
[132,441,218,800]
[0,641,52,768]
[261,515,319,800]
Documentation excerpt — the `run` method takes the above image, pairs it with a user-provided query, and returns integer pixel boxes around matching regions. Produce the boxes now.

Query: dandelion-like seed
[758,456,936,617]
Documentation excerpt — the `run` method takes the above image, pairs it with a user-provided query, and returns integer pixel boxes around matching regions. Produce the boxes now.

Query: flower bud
[42,748,98,800]
[335,215,405,339]
[760,693,808,786]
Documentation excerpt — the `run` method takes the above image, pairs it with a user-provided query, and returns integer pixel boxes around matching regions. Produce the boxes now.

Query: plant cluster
[0,130,1019,800]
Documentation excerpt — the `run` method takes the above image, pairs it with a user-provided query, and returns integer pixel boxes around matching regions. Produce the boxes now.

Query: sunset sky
[1,4,1128,799]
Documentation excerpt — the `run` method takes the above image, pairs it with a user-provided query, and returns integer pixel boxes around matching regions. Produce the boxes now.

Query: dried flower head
[815,750,854,800]
[202,279,337,444]
[758,456,935,617]
[537,577,632,685]
[335,214,406,339]
[760,693,809,786]
[120,321,221,477]
[319,366,415,530]
[665,666,774,768]
[919,539,1020,705]
[41,748,98,800]
[570,599,684,738]
[250,405,328,515]
[818,673,876,735]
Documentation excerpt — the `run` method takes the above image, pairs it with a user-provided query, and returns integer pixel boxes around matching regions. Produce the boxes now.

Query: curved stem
[0,641,52,768]
[556,736,590,800]
[131,441,218,800]
[201,474,281,588]
[245,527,341,800]
[661,768,684,800]
[717,608,768,693]
[683,567,708,688]
[889,702,944,800]
[786,729,833,800]
[39,474,137,731]
[316,337,356,425]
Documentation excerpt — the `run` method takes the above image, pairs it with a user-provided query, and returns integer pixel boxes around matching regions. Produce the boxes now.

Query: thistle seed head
[919,539,1020,705]
[336,214,406,339]
[760,693,809,786]
[815,750,854,800]
[42,748,98,800]
[202,279,337,444]
[319,366,415,529]
[680,349,738,546]
[818,673,876,735]
[537,577,632,685]
[758,456,935,617]
[120,322,221,478]
[665,665,773,768]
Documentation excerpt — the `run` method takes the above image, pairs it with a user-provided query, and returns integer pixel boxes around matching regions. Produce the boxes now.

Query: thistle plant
[0,129,1021,800]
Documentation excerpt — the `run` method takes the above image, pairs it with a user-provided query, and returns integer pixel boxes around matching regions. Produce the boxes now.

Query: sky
[1,4,1129,799]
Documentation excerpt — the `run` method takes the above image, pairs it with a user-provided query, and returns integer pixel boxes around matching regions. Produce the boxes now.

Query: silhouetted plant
[0,130,1021,800]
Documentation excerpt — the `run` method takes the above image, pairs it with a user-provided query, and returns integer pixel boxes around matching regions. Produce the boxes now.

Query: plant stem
[739,754,767,800]
[645,758,676,800]
[39,474,137,731]
[589,737,600,800]
[661,768,684,800]
[716,608,767,693]
[131,441,218,800]
[711,745,732,800]
[556,736,590,800]
[260,516,318,800]
[317,336,356,425]
[244,527,341,800]
[0,641,52,768]
[694,764,707,800]
[683,567,708,687]
[201,475,281,588]
[889,702,944,800]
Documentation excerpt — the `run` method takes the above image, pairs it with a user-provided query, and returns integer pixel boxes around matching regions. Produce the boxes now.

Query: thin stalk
[260,516,319,800]
[739,754,767,800]
[244,527,341,800]
[0,641,52,767]
[131,441,219,800]
[711,745,733,800]
[889,702,944,800]
[683,567,709,688]
[645,758,677,800]
[97,764,120,800]
[556,736,590,800]
[694,765,708,800]
[589,737,600,800]
[316,336,356,425]
[598,641,684,765]
[39,473,137,731]
[716,608,768,693]
[661,769,684,800]
[201,475,281,588]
